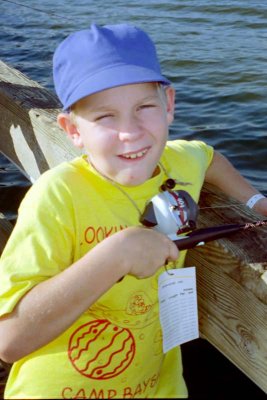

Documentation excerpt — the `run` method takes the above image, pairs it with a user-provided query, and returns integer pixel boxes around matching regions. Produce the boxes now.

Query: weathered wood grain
[0,60,80,182]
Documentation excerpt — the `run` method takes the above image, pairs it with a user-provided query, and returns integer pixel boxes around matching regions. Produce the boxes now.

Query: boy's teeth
[124,150,147,159]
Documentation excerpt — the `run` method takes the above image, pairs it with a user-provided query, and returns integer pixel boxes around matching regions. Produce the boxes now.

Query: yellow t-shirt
[0,140,213,399]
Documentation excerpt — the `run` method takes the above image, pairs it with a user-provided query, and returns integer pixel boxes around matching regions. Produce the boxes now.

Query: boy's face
[58,82,175,186]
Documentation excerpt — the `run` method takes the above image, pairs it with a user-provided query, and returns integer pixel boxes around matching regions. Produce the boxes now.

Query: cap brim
[63,64,170,110]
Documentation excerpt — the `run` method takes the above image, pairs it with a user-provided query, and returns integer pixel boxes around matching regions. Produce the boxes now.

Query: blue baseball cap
[53,23,171,110]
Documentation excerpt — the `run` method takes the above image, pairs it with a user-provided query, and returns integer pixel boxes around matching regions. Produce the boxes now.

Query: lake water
[0,0,266,398]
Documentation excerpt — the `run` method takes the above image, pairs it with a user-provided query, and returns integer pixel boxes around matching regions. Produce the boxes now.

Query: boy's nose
[118,117,144,141]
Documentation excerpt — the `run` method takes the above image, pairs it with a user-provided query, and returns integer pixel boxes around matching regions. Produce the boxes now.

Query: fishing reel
[140,189,199,241]
[140,188,267,251]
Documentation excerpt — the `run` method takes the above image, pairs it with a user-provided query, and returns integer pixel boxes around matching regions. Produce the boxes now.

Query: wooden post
[0,60,266,393]
[185,184,267,392]
[0,60,80,182]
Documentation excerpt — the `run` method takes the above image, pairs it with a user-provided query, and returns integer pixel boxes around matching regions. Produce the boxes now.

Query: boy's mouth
[120,148,148,160]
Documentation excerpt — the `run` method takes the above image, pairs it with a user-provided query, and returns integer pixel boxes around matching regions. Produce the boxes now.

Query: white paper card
[158,267,199,353]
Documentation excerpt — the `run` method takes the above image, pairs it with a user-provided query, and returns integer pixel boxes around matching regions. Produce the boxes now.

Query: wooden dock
[0,60,266,394]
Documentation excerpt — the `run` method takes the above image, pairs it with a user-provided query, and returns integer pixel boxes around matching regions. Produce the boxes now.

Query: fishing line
[199,205,242,210]
[141,189,267,251]
[1,0,71,21]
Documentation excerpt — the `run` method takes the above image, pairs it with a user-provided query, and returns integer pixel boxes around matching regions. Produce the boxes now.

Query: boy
[0,24,266,399]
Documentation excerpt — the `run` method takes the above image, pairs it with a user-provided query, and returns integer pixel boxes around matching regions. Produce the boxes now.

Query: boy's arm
[205,151,267,216]
[0,227,178,363]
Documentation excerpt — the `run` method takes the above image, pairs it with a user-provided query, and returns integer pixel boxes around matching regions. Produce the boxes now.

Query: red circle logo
[68,320,135,380]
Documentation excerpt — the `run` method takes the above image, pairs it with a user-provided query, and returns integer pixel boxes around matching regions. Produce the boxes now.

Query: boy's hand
[103,226,179,279]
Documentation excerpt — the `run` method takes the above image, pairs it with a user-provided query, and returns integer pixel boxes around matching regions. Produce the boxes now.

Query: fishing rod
[173,219,267,250]
[140,189,267,250]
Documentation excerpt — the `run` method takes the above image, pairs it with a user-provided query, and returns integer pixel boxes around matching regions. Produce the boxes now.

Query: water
[0,1,266,398]
[1,0,267,194]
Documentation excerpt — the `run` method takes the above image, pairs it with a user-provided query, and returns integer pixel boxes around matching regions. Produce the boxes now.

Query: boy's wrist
[246,194,267,216]
[246,193,266,209]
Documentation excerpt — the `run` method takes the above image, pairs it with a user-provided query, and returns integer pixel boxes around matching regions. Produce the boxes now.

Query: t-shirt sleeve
[164,139,214,194]
[167,139,214,170]
[0,171,75,317]
[190,140,214,169]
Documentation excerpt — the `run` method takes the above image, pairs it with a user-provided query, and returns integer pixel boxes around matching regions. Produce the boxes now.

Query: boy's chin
[115,173,150,187]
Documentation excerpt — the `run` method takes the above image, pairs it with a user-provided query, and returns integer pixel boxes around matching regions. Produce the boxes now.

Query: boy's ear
[57,113,83,148]
[165,86,176,125]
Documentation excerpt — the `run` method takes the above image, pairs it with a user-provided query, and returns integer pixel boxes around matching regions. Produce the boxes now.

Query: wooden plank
[186,243,267,392]
[0,60,80,182]
[195,183,267,303]
[0,60,267,394]
[185,184,267,393]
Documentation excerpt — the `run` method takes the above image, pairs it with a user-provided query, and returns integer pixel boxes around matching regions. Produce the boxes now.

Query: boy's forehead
[77,82,161,109]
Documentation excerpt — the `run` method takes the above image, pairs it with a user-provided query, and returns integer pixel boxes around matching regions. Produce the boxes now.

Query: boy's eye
[138,104,156,110]
[95,114,114,121]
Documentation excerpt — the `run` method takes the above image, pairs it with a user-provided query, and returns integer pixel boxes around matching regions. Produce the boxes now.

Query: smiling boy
[59,82,175,187]
[0,23,266,399]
